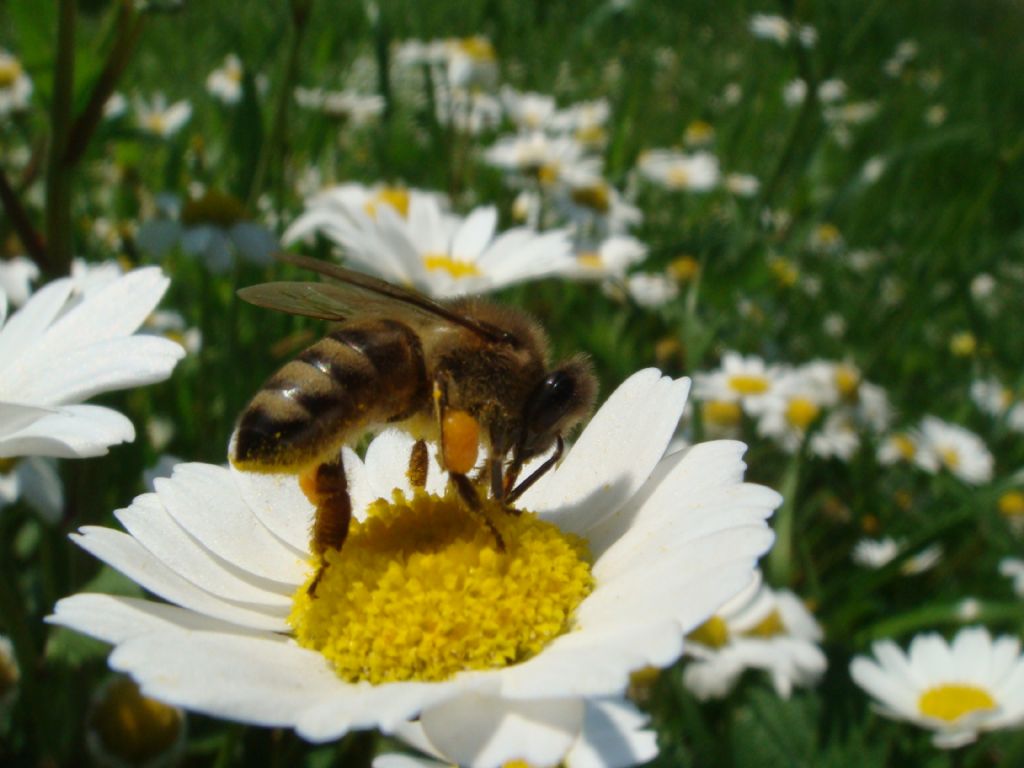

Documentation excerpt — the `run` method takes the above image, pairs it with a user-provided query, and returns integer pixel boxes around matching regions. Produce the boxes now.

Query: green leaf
[732,688,818,768]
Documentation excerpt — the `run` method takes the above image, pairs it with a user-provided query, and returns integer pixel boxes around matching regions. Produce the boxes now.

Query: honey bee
[230,253,596,580]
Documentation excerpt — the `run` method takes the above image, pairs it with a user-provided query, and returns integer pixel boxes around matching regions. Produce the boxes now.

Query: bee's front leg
[299,454,352,596]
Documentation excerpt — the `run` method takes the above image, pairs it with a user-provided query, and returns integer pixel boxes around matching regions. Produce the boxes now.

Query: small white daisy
[692,352,783,414]
[566,235,648,282]
[0,256,40,307]
[624,272,679,308]
[0,49,32,115]
[637,149,720,192]
[752,368,835,453]
[206,54,244,104]
[134,93,192,138]
[500,87,557,131]
[484,132,603,189]
[682,574,826,700]
[50,370,779,768]
[295,87,385,125]
[852,537,900,569]
[748,13,793,44]
[915,417,994,485]
[850,627,1024,748]
[999,558,1024,598]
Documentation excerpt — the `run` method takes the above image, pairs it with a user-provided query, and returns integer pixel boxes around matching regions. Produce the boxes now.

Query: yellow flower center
[727,374,770,396]
[785,398,820,430]
[570,183,611,213]
[702,400,742,427]
[891,434,916,460]
[768,256,799,287]
[576,251,604,269]
[90,679,182,764]
[685,120,714,145]
[998,490,1024,518]
[422,254,481,279]
[814,223,841,247]
[834,365,861,400]
[364,187,410,218]
[666,167,690,188]
[939,447,961,471]
[668,256,700,281]
[687,615,730,648]
[950,331,977,357]
[456,36,497,62]
[0,58,22,89]
[290,490,594,684]
[744,609,785,638]
[918,684,996,723]
[575,124,606,147]
[537,163,560,185]
[181,190,248,227]
[1000,388,1015,410]
[142,113,167,135]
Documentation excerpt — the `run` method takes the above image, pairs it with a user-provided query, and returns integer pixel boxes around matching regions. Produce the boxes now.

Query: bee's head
[504,355,597,488]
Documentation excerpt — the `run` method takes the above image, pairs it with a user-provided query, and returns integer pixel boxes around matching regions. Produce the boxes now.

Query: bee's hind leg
[299,455,352,597]
[451,472,506,552]
[407,439,429,489]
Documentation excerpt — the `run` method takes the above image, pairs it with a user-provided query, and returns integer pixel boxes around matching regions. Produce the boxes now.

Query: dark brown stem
[0,166,49,269]
[43,0,77,277]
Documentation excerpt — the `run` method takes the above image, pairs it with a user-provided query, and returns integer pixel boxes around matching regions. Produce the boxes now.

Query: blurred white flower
[625,272,679,308]
[693,352,784,414]
[915,417,993,485]
[637,150,720,192]
[999,558,1024,598]
[500,87,557,131]
[852,537,899,568]
[752,368,835,453]
[0,257,40,307]
[969,273,996,301]
[683,575,826,700]
[134,93,192,138]
[444,36,498,89]
[783,78,807,106]
[725,173,760,197]
[851,627,1024,748]
[748,14,792,44]
[435,88,502,135]
[550,99,610,147]
[295,87,385,125]
[485,132,603,189]
[817,79,847,103]
[206,53,244,104]
[103,92,128,120]
[566,235,648,282]
[0,49,32,116]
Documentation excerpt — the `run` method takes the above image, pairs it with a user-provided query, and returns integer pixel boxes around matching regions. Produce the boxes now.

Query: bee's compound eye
[527,371,576,436]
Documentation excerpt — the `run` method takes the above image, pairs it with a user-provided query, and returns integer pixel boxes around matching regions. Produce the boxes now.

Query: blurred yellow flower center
[0,59,22,88]
[814,223,841,247]
[577,251,604,269]
[786,398,820,430]
[727,374,769,396]
[456,36,496,62]
[834,365,861,399]
[939,447,961,471]
[668,256,700,281]
[918,684,996,722]
[667,167,691,187]
[768,256,799,286]
[423,254,481,279]
[891,434,916,460]
[537,163,560,185]
[290,490,594,684]
[685,120,714,145]
[703,400,742,427]
[998,490,1024,518]
[745,609,785,638]
[90,679,182,764]
[571,183,611,213]
[142,113,167,135]
[687,615,730,648]
[575,124,606,146]
[364,187,410,218]
[950,332,977,357]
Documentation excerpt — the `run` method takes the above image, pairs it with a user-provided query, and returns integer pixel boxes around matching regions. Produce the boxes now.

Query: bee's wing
[240,252,508,341]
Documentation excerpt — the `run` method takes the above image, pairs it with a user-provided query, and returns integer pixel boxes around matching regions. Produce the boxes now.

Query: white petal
[47,593,287,645]
[109,630,338,728]
[450,207,497,260]
[0,279,73,373]
[71,527,288,631]
[16,456,63,523]
[116,492,292,606]
[158,464,308,585]
[419,694,583,768]
[523,370,690,535]
[0,404,134,458]
[565,699,659,768]
[231,464,315,554]
[0,401,56,436]
[374,756,444,768]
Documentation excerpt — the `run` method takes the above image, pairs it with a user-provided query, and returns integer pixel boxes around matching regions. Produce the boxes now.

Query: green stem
[767,451,802,586]
[44,0,78,278]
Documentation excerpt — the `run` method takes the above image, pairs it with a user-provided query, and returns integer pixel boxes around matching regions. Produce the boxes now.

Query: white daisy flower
[682,574,826,700]
[752,368,834,453]
[286,192,576,298]
[0,256,40,307]
[636,150,720,192]
[443,36,498,89]
[103,91,127,120]
[295,87,385,125]
[134,93,192,138]
[817,78,847,103]
[850,627,1024,748]
[970,377,1014,418]
[484,132,603,189]
[50,370,779,768]
[0,49,32,115]
[877,431,919,467]
[809,411,860,461]
[999,558,1024,598]
[724,173,760,197]
[624,272,679,308]
[748,14,793,44]
[915,417,994,485]
[549,99,610,147]
[566,235,648,282]
[500,87,557,131]
[0,456,62,523]
[206,54,244,104]
[783,78,807,107]
[692,352,784,414]
[852,537,899,569]
[555,180,642,237]
[374,696,657,768]
[435,88,502,135]
[903,544,942,575]
[0,268,184,462]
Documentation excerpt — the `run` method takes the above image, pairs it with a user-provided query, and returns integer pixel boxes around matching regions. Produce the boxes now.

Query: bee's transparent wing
[237,281,394,321]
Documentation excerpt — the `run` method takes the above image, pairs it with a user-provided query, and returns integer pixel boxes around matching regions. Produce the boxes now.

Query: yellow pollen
[503,761,532,768]
[786,398,820,430]
[422,254,482,279]
[939,447,961,471]
[0,59,22,88]
[727,373,770,396]
[684,119,715,145]
[687,615,730,648]
[744,609,785,638]
[702,400,743,427]
[290,490,594,684]
[666,167,690,188]
[90,679,182,764]
[456,36,496,62]
[998,490,1024,518]
[570,183,611,213]
[834,365,861,400]
[918,684,996,723]
[364,187,410,218]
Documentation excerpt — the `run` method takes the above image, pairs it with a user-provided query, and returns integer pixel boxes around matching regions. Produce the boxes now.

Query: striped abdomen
[231,318,429,472]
